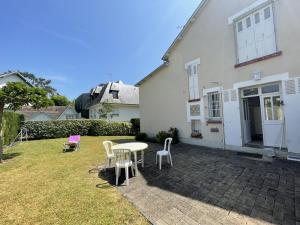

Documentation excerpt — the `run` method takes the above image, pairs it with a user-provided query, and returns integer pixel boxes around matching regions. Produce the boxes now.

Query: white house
[137,0,300,161]
[0,72,32,88]
[19,105,80,121]
[86,81,139,122]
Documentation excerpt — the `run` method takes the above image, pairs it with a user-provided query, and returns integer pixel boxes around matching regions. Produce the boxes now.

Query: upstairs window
[109,90,119,99]
[186,63,200,100]
[235,4,276,63]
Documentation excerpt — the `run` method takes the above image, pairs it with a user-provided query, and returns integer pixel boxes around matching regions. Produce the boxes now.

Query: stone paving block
[112,142,300,225]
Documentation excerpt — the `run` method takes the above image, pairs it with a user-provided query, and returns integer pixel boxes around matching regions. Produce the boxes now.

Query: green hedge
[2,111,24,145]
[23,120,133,139]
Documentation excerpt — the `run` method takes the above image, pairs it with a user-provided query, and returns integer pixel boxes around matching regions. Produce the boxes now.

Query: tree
[51,95,70,106]
[9,71,58,96]
[0,82,52,162]
[98,102,113,119]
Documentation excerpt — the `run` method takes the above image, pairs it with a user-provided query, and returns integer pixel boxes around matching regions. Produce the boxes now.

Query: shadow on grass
[3,152,21,161]
[96,167,134,188]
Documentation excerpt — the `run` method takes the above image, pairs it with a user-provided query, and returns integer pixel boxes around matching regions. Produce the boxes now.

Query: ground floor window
[208,92,221,120]
[263,95,283,120]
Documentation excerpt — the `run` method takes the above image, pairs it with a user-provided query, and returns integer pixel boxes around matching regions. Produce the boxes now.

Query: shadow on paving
[100,142,300,225]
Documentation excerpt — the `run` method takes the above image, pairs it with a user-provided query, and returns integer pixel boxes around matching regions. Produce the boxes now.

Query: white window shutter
[263,5,276,55]
[237,20,247,63]
[254,9,264,58]
[187,65,195,100]
[193,64,200,99]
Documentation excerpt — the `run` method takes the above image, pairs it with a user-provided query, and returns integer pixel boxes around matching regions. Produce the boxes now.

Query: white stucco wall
[58,108,80,120]
[0,74,26,88]
[88,104,140,122]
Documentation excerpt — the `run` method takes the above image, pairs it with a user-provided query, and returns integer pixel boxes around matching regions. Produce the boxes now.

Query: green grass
[0,136,149,225]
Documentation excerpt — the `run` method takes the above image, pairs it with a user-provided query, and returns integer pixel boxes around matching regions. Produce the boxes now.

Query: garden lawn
[0,136,149,225]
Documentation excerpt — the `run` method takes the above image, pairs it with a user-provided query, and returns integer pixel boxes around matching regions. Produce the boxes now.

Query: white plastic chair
[156,138,173,170]
[113,148,134,186]
[103,141,115,170]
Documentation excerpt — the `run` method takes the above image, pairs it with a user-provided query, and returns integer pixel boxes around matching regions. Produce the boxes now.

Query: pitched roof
[137,0,209,86]
[0,72,33,86]
[88,81,139,107]
[162,0,209,61]
[18,106,70,120]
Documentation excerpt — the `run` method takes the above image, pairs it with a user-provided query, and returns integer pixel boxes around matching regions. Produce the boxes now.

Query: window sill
[206,120,222,125]
[188,98,201,103]
[235,51,282,68]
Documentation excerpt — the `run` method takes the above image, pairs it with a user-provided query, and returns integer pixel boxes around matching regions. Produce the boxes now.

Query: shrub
[2,111,24,145]
[130,118,140,135]
[90,120,132,136]
[168,127,179,144]
[156,127,179,144]
[23,119,132,140]
[156,131,171,144]
[135,133,147,141]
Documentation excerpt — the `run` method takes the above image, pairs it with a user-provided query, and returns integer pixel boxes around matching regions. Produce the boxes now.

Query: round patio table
[111,142,148,176]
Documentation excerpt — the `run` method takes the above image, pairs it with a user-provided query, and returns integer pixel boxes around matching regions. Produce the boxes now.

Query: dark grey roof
[89,81,139,107]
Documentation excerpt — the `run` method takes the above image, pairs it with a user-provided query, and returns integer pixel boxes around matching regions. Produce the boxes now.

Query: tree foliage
[98,102,113,119]
[0,82,52,110]
[0,82,52,162]
[4,71,58,96]
[51,95,70,106]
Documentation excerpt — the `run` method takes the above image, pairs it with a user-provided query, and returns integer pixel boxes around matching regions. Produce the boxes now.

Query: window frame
[185,58,200,101]
[234,2,278,65]
[207,92,221,120]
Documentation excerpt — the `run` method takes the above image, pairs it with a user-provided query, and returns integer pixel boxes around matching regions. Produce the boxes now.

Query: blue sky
[0,0,201,99]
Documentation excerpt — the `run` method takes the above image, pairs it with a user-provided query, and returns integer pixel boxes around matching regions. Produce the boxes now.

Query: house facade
[79,81,139,122]
[0,72,32,88]
[138,0,300,160]
[19,106,80,121]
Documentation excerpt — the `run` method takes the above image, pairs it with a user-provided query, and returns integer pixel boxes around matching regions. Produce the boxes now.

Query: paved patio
[100,142,300,225]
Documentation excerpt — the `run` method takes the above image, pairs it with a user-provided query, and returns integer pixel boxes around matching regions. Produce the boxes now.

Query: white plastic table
[112,142,148,176]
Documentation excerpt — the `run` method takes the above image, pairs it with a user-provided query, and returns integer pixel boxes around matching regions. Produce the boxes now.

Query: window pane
[190,104,200,116]
[264,97,273,120]
[273,96,283,120]
[264,7,271,19]
[243,88,258,96]
[262,84,280,94]
[192,120,201,133]
[237,21,243,32]
[246,17,251,28]
[208,92,220,119]
[255,12,260,24]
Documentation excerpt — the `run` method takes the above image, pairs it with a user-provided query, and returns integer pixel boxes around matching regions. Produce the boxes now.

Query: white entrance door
[223,89,243,147]
[261,94,284,147]
[243,99,251,144]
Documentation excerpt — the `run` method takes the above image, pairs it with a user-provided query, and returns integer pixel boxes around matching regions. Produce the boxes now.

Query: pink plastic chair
[63,135,81,152]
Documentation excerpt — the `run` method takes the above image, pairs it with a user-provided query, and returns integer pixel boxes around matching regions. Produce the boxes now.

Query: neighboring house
[137,0,300,160]
[77,81,139,122]
[18,106,80,121]
[0,72,32,88]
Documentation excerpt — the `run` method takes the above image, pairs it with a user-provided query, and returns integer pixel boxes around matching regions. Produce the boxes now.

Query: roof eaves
[162,0,209,61]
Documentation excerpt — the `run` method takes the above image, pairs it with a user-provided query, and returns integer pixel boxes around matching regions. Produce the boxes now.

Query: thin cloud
[37,26,90,49]
[17,19,90,49]
[47,75,68,82]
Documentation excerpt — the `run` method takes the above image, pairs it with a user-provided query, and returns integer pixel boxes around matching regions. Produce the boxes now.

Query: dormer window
[109,90,119,99]
[235,4,277,64]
